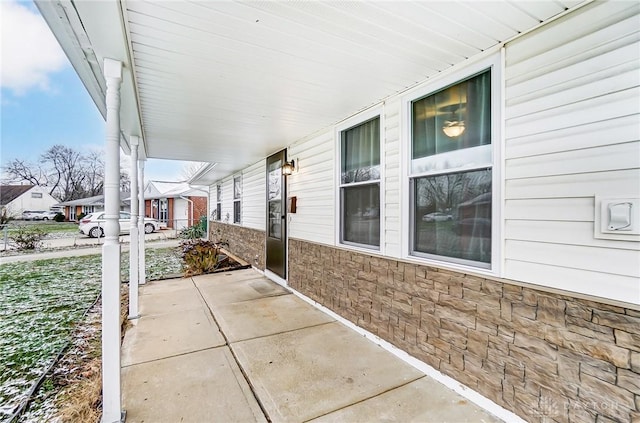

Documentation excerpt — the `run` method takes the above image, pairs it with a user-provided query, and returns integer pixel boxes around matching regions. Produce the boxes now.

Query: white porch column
[128,136,140,319]
[102,58,123,423]
[138,159,146,285]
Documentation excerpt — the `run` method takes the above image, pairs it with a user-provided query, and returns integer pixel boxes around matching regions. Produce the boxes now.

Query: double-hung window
[340,116,381,249]
[215,184,222,221]
[233,176,241,224]
[410,68,494,268]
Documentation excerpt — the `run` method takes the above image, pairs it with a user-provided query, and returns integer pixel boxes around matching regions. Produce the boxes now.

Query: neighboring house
[143,181,207,230]
[0,185,59,218]
[38,2,640,423]
[57,193,130,221]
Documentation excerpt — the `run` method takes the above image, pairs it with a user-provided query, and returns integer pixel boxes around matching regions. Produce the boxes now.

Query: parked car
[22,210,60,221]
[78,211,160,238]
[422,212,453,222]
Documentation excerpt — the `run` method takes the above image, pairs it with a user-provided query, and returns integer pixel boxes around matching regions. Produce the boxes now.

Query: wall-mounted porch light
[282,159,295,176]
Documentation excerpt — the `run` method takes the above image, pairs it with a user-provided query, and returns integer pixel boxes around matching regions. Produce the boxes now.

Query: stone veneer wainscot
[209,221,265,270]
[288,238,640,423]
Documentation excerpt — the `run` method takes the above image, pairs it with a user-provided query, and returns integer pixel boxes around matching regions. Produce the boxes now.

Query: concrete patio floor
[121,268,502,423]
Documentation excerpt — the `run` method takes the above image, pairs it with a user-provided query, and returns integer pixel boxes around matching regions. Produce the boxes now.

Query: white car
[79,211,160,238]
[22,210,60,220]
[422,212,453,222]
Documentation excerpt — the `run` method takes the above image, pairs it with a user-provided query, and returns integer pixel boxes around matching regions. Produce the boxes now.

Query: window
[31,192,43,199]
[340,116,380,248]
[69,207,77,221]
[159,198,168,223]
[215,184,222,221]
[410,69,493,268]
[82,205,94,214]
[233,176,241,224]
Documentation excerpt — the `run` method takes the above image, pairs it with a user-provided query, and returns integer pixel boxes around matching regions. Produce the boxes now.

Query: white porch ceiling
[40,0,585,182]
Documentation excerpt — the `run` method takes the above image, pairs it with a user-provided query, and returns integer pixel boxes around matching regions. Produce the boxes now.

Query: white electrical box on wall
[594,196,640,241]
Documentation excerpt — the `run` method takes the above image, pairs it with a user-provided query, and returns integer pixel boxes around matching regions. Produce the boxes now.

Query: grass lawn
[0,247,183,420]
[3,222,79,236]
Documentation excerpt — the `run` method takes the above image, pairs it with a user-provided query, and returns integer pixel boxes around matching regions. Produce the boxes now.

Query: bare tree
[2,159,49,190]
[2,144,129,201]
[41,145,85,201]
[83,151,105,196]
[181,161,205,180]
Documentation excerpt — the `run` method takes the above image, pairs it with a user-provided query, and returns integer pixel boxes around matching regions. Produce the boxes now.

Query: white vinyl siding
[503,1,640,304]
[288,130,335,245]
[242,160,266,231]
[384,99,402,258]
[220,176,234,224]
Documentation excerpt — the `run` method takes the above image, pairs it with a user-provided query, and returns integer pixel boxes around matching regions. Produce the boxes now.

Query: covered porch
[33,1,634,422]
[121,268,499,422]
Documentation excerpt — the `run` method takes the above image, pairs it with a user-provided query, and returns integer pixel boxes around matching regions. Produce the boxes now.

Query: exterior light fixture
[282,159,295,175]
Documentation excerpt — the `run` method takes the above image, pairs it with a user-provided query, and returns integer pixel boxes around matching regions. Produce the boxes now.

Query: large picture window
[410,69,493,268]
[340,117,380,248]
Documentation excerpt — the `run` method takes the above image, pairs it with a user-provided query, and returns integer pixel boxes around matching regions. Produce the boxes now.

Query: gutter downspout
[179,196,194,231]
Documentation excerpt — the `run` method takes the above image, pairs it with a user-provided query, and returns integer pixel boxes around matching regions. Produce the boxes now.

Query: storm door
[266,150,287,279]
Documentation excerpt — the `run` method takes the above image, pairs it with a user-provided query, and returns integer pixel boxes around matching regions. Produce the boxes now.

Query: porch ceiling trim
[38,0,589,182]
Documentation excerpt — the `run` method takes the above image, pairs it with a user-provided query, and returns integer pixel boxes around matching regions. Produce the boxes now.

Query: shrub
[181,239,228,276]
[10,225,46,250]
[179,224,206,239]
[179,216,207,239]
[76,212,86,222]
[53,212,65,222]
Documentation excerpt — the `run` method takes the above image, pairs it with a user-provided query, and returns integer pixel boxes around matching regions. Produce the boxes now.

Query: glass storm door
[266,150,287,279]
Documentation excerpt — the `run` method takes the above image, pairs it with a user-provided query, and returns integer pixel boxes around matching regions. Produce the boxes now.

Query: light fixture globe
[281,159,295,175]
[442,120,465,138]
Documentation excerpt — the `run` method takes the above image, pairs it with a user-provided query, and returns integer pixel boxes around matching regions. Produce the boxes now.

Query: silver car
[78,211,160,238]
[422,212,453,222]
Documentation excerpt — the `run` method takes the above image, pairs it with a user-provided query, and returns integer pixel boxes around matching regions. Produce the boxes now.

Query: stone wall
[209,221,265,270]
[288,238,640,423]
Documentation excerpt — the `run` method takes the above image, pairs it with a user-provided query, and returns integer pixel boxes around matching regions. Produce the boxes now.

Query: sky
[0,0,193,183]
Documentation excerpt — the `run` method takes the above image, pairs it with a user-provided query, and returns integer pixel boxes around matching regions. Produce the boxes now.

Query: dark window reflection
[269,201,281,239]
[233,201,240,224]
[343,184,380,247]
[413,169,491,264]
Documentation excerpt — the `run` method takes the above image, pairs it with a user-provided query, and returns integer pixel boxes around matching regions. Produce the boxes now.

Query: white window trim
[400,52,503,277]
[215,183,222,221]
[233,174,242,225]
[334,104,385,255]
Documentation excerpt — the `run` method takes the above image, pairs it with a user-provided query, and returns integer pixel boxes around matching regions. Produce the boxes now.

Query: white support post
[138,159,146,285]
[102,58,123,423]
[128,136,140,319]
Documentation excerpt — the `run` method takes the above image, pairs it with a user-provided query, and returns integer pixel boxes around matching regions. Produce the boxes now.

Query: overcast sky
[0,0,194,183]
